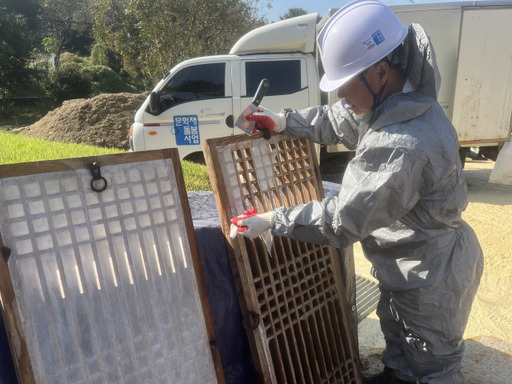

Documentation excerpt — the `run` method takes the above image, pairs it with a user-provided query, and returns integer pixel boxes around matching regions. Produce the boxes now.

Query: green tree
[3,0,39,29]
[90,0,265,87]
[280,7,307,20]
[0,1,35,99]
[38,0,92,69]
[280,7,322,23]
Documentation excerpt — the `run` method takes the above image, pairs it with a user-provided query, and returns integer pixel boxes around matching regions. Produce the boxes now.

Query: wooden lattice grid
[203,133,362,384]
[0,150,224,384]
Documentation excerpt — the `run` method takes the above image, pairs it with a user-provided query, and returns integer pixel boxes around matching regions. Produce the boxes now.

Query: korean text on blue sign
[174,115,200,145]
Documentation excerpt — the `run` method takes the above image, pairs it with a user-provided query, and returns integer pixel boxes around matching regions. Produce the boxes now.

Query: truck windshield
[159,63,225,111]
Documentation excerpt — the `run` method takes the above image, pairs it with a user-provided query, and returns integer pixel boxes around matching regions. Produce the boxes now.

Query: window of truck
[158,63,226,112]
[245,60,301,96]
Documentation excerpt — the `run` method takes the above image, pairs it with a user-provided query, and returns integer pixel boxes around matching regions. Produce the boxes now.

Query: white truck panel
[142,97,234,159]
[393,5,462,120]
[452,7,512,145]
[230,13,318,55]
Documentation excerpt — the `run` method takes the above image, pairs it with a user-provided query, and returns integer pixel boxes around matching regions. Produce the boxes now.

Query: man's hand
[247,106,286,133]
[231,209,275,239]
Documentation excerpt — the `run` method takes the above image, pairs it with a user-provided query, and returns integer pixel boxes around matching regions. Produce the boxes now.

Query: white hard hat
[317,0,408,92]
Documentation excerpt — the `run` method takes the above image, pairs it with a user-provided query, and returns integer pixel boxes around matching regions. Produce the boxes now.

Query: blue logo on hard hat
[372,30,385,45]
[363,29,385,51]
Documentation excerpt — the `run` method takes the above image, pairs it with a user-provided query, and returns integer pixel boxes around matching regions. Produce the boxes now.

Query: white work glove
[247,106,286,133]
[230,209,275,239]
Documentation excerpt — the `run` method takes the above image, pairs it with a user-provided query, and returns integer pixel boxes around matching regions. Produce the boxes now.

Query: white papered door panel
[0,150,223,384]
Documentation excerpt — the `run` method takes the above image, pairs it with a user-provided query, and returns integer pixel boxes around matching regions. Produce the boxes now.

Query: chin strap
[359,73,388,111]
[359,47,401,111]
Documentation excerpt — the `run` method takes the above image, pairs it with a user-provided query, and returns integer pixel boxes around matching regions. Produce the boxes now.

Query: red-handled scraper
[235,78,270,135]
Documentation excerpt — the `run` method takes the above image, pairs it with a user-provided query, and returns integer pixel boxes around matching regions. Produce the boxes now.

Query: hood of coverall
[358,22,442,131]
[399,23,441,99]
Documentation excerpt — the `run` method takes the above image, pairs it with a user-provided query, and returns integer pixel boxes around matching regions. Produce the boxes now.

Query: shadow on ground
[464,160,512,205]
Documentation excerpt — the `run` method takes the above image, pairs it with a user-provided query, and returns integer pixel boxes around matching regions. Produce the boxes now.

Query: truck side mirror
[148,91,161,114]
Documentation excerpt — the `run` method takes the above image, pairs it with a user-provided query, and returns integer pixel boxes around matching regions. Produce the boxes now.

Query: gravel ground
[355,158,512,383]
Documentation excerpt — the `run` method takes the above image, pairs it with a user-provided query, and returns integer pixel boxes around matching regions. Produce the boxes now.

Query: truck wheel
[184,152,205,165]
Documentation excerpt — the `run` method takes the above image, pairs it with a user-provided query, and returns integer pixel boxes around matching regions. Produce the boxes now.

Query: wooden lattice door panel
[202,133,362,384]
[0,150,224,384]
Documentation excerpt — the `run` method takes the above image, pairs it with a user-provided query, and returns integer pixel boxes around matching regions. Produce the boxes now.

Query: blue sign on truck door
[174,115,200,145]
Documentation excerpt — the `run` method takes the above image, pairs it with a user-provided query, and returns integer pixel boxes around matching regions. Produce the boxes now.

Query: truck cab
[129,14,320,162]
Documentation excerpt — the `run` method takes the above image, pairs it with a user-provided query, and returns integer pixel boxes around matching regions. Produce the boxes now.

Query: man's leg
[386,263,482,383]
[377,287,416,381]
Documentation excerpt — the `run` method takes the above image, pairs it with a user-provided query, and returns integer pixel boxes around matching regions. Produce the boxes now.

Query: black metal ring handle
[90,162,108,192]
[90,176,108,192]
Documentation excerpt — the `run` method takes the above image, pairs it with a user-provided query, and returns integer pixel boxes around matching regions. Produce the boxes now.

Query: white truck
[129,1,512,166]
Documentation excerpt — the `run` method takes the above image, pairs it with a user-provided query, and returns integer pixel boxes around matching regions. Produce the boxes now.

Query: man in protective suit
[231,1,483,383]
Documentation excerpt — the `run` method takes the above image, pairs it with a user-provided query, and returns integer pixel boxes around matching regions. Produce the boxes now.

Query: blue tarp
[188,191,257,384]
[0,314,17,384]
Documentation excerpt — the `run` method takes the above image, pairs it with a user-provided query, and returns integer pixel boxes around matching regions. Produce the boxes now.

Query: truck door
[451,7,512,146]
[143,61,234,160]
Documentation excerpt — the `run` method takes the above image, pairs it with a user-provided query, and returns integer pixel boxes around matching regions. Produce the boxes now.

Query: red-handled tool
[234,79,270,136]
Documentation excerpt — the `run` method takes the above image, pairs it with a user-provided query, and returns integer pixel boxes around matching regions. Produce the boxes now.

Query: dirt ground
[356,158,512,383]
[16,92,147,150]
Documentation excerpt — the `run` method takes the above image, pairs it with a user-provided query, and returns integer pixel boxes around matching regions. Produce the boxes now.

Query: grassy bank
[0,131,211,191]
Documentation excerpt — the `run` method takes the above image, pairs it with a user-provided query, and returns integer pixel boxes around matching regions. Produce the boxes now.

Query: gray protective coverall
[271,24,483,383]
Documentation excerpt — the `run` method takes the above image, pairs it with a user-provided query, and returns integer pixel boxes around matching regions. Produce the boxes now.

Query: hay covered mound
[19,92,148,150]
